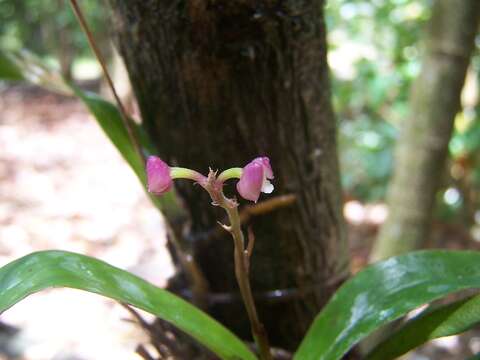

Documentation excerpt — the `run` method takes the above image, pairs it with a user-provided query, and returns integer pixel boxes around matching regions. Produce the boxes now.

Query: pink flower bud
[146,156,172,195]
[236,157,274,202]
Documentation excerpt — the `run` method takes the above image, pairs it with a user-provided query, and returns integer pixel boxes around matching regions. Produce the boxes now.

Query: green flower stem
[217,167,243,183]
[170,167,206,183]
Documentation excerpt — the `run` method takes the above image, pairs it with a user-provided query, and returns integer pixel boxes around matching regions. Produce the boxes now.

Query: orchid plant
[147,155,275,360]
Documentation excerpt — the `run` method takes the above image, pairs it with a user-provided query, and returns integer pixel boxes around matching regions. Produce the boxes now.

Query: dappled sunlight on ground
[0,85,172,360]
[344,200,388,225]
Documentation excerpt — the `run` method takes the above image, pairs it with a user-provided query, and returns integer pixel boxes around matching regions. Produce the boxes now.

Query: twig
[165,222,210,308]
[122,304,171,358]
[239,194,296,223]
[210,194,296,240]
[68,0,145,163]
[136,345,158,360]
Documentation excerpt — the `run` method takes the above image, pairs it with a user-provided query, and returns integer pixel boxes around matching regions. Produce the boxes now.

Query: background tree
[105,0,349,350]
[370,0,480,261]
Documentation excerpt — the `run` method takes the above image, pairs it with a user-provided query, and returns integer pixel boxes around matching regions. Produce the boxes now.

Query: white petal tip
[261,181,274,194]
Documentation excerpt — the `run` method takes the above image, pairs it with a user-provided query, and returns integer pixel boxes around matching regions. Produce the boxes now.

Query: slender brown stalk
[224,203,272,360]
[68,0,145,163]
[203,172,271,360]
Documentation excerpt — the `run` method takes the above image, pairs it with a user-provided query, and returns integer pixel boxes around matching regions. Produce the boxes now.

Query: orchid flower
[146,156,206,195]
[235,157,274,202]
[146,156,274,202]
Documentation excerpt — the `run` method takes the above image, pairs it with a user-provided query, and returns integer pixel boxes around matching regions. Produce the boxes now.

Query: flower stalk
[203,172,272,360]
[146,156,274,359]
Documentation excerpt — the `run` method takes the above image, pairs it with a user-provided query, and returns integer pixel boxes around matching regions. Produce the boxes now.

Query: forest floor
[0,85,478,360]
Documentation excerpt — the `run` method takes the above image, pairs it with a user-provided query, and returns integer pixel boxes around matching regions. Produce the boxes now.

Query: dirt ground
[0,85,478,359]
[0,84,173,360]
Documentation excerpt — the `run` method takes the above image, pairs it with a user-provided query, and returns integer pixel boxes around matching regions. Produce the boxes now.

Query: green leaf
[0,51,24,80]
[0,50,148,185]
[68,85,184,216]
[367,294,480,359]
[0,50,72,94]
[294,250,480,360]
[0,250,256,360]
[70,86,146,181]
[0,48,186,218]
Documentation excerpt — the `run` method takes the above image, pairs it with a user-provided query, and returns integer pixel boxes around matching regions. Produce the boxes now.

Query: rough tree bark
[371,0,480,262]
[106,0,349,350]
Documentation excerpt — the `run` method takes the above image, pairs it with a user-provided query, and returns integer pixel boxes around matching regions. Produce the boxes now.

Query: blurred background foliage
[328,0,431,202]
[327,0,480,239]
[1,0,479,232]
[0,0,106,80]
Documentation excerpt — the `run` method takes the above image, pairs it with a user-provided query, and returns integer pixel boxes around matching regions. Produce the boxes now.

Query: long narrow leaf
[0,50,145,182]
[295,250,480,360]
[366,294,480,359]
[0,49,185,216]
[70,86,146,180]
[69,85,184,215]
[0,250,256,360]
[0,51,24,80]
[0,50,71,94]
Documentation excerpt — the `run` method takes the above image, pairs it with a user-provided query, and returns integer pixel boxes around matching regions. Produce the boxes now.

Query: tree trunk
[371,0,480,262]
[106,0,349,350]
